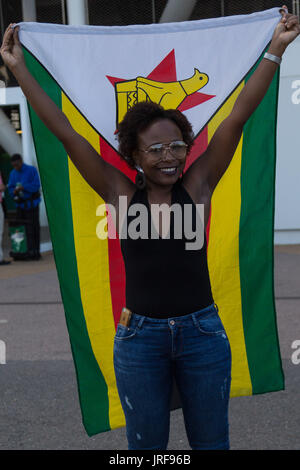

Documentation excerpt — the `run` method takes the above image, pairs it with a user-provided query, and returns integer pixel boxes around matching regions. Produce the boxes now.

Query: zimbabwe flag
[19,7,284,436]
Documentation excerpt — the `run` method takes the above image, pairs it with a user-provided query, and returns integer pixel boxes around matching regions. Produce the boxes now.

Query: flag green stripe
[23,48,111,435]
[239,61,284,394]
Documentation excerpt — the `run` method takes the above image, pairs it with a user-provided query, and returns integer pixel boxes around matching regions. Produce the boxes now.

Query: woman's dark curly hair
[117,101,194,168]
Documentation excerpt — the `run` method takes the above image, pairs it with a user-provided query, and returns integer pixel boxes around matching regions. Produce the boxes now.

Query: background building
[0,0,299,247]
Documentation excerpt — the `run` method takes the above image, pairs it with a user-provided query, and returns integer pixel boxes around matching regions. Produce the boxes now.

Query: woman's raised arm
[183,6,300,199]
[0,24,135,205]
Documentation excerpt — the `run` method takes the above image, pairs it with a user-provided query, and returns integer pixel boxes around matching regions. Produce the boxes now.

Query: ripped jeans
[113,303,231,450]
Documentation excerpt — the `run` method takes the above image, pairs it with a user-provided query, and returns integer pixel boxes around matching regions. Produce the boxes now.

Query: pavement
[0,222,299,450]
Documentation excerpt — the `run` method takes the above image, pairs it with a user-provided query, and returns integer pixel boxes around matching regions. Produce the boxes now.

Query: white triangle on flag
[18,8,280,151]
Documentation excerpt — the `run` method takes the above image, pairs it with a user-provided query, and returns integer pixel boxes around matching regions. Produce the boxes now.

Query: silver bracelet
[263,52,282,65]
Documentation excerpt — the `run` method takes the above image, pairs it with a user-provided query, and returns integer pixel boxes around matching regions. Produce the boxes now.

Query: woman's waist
[125,274,214,318]
[119,302,218,328]
[123,282,215,316]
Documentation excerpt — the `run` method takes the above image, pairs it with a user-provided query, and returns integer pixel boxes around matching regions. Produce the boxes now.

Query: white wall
[275,35,300,244]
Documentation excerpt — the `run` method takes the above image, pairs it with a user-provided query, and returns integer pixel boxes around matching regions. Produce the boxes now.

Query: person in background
[7,154,41,260]
[0,171,11,265]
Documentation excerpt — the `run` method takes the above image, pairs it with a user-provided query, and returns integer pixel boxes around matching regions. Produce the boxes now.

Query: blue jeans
[113,303,231,450]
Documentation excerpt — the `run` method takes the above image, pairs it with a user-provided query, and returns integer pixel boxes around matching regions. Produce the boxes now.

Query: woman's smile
[158,166,178,176]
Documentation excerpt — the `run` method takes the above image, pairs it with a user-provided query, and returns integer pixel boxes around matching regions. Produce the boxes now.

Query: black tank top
[120,179,214,318]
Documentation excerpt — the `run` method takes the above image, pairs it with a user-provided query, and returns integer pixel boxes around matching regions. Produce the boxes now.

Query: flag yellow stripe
[207,82,252,396]
[61,93,125,428]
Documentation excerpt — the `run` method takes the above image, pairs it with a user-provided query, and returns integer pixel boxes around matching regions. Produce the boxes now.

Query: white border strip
[17,7,280,36]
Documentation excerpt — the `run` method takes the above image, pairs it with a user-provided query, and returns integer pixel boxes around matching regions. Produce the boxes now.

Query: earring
[135,165,146,190]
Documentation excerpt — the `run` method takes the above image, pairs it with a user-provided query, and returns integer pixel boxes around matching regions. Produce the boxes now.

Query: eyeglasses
[139,140,188,159]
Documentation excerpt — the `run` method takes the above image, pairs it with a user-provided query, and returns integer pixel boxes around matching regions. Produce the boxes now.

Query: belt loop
[214,302,218,313]
[137,316,145,329]
[191,312,198,327]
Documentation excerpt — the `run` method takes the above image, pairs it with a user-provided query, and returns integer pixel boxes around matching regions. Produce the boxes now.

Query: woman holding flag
[1,6,299,450]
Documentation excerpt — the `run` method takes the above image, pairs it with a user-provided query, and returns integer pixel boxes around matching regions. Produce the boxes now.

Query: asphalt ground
[0,240,299,451]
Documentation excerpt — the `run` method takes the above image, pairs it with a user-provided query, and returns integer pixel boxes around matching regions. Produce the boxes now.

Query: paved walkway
[0,221,299,449]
